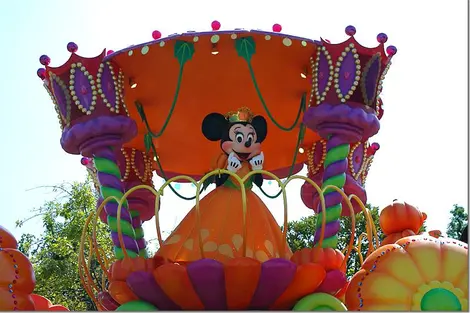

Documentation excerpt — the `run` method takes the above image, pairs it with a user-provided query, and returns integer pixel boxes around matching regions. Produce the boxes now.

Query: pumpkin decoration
[379,201,427,235]
[0,225,36,311]
[290,247,347,294]
[380,229,416,247]
[0,225,70,311]
[30,294,70,311]
[107,255,165,305]
[345,235,468,311]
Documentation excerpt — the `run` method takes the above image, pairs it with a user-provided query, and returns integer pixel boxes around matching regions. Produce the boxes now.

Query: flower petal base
[120,257,328,310]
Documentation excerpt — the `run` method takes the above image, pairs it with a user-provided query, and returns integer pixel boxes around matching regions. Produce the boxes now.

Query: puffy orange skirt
[156,185,292,263]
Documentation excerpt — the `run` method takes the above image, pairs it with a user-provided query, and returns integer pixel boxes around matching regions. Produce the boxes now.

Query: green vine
[135,37,308,201]
[235,36,304,131]
[258,119,306,199]
[136,40,195,139]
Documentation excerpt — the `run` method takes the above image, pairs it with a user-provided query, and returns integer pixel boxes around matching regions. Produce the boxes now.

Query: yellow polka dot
[210,35,220,44]
[218,244,234,258]
[200,229,209,241]
[232,234,243,251]
[282,38,292,47]
[193,36,199,42]
[128,50,133,56]
[264,240,274,255]
[231,33,237,39]
[301,40,307,47]
[141,46,150,55]
[159,41,165,47]
[183,239,194,250]
[203,241,217,252]
[164,234,181,245]
[255,250,269,262]
[265,35,271,41]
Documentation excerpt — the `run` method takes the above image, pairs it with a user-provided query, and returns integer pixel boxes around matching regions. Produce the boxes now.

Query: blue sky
[0,0,467,244]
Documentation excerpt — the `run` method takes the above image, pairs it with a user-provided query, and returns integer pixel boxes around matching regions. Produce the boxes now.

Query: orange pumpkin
[380,229,416,246]
[0,226,37,311]
[379,201,427,235]
[290,247,344,271]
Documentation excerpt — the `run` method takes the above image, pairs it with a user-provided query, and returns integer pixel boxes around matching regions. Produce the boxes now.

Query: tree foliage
[285,204,385,278]
[17,178,113,311]
[446,204,468,240]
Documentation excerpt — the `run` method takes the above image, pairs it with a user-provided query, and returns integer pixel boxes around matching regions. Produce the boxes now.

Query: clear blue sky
[0,0,467,243]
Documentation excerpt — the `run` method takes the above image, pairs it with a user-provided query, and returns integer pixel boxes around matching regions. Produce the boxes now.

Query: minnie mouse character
[202,107,267,188]
[156,107,292,263]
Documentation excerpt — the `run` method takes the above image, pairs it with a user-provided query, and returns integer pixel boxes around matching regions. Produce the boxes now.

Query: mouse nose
[245,139,252,147]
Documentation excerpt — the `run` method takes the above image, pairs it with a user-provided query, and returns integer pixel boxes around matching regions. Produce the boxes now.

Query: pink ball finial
[371,143,380,151]
[67,42,78,53]
[386,45,397,56]
[376,33,388,44]
[37,68,46,80]
[272,23,282,32]
[345,25,356,36]
[39,55,51,66]
[106,50,114,56]
[211,20,221,31]
[81,157,90,166]
[152,30,162,40]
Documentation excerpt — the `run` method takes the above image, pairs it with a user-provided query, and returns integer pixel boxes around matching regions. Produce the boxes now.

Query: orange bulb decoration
[379,201,427,235]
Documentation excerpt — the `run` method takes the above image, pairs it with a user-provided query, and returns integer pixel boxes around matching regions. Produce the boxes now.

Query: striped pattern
[314,136,350,248]
[94,147,140,258]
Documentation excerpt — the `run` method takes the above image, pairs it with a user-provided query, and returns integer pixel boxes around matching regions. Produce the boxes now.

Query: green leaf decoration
[144,133,152,152]
[235,37,256,62]
[174,40,195,66]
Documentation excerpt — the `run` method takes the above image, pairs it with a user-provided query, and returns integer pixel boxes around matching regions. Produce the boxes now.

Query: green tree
[285,204,385,278]
[446,204,468,239]
[17,178,113,311]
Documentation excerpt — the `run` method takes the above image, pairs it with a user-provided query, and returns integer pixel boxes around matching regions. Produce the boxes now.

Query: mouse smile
[233,151,250,160]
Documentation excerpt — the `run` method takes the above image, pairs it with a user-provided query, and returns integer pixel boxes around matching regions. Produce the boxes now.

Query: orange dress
[156,154,292,264]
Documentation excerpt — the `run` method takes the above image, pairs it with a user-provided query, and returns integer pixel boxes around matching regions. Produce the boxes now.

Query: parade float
[1,22,467,311]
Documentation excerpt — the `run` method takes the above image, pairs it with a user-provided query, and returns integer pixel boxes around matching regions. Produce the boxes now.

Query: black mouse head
[201,107,268,161]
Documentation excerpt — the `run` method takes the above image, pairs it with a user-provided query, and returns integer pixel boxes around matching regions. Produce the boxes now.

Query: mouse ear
[251,115,268,143]
[202,113,227,141]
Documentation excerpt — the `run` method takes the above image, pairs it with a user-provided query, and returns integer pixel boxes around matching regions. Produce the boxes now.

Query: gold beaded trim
[311,46,334,105]
[121,148,153,183]
[117,70,130,116]
[375,98,381,117]
[97,62,120,114]
[69,62,97,115]
[360,156,374,185]
[308,56,315,107]
[360,53,382,107]
[348,142,368,180]
[334,43,361,103]
[307,139,327,176]
[48,73,72,128]
[376,61,391,99]
[44,83,65,130]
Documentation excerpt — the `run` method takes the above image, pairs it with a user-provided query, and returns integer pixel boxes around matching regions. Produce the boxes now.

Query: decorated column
[301,139,380,245]
[82,148,156,254]
[37,42,141,259]
[303,26,396,249]
[116,147,156,252]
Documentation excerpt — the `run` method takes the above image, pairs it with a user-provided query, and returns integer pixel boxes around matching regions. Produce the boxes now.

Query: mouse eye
[235,133,244,143]
[247,134,254,142]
